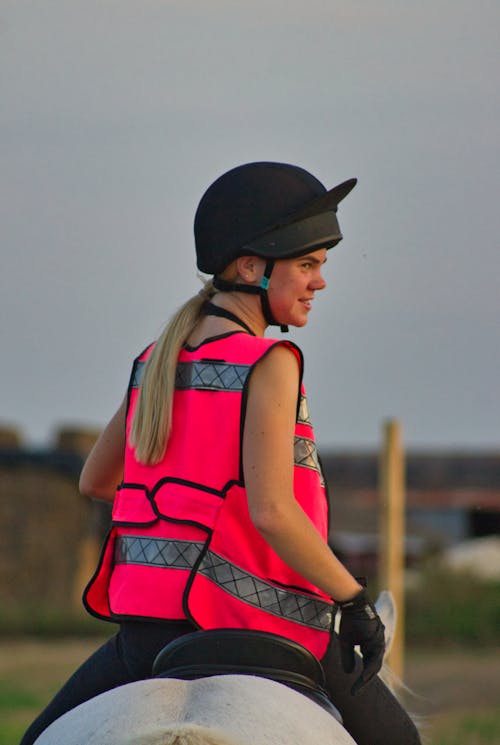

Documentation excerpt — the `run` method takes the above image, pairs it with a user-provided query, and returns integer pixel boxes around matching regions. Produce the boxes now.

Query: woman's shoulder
[228,334,305,380]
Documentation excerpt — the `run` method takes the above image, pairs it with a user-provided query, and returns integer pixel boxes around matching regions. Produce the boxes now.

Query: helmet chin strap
[212,259,289,333]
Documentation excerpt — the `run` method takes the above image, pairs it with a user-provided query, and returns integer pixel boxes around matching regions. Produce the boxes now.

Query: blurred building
[322,451,500,576]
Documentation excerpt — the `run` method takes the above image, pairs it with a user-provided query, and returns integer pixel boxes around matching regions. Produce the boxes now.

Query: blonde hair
[130,278,216,464]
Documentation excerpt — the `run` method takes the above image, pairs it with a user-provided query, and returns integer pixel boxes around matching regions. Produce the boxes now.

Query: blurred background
[1,2,499,743]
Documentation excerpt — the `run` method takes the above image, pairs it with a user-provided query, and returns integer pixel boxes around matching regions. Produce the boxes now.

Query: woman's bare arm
[243,345,361,602]
[79,396,127,502]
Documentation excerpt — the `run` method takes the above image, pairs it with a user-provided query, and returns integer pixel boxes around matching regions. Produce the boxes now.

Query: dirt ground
[1,638,499,716]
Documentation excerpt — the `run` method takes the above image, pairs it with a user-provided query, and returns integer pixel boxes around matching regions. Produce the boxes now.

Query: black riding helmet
[195,162,357,330]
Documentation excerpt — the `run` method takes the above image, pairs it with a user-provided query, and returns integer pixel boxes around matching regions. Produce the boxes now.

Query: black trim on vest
[82,528,115,623]
[111,478,225,532]
[111,516,212,532]
[268,577,329,598]
[111,518,159,528]
[150,477,223,500]
[126,343,153,416]
[93,609,200,625]
[317,452,332,536]
[150,477,223,532]
[182,534,212,627]
[110,483,157,528]
[183,331,246,352]
[130,362,145,389]
[221,478,245,496]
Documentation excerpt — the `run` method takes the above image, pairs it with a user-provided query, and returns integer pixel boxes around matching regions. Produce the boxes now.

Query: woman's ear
[235,255,264,284]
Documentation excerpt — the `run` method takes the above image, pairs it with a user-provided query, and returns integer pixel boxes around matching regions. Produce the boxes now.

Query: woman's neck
[187,293,267,347]
[210,294,266,336]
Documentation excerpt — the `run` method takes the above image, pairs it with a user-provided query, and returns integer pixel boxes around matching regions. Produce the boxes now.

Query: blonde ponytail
[130,278,216,464]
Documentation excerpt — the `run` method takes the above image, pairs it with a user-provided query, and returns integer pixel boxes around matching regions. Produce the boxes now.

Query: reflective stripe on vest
[132,359,251,392]
[297,395,312,425]
[198,549,332,631]
[115,535,203,570]
[294,435,325,487]
[115,535,332,632]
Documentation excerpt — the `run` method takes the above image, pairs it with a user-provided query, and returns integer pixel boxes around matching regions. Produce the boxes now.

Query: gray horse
[34,593,396,745]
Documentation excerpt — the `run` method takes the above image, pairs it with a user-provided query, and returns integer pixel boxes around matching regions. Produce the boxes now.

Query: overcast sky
[1,0,499,451]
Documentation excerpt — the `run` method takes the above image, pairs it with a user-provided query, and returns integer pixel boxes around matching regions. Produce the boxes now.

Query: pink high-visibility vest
[84,332,334,659]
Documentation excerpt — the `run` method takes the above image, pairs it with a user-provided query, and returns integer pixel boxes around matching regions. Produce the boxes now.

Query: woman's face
[267,248,328,327]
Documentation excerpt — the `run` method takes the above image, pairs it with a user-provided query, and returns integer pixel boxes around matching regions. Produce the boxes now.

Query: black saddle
[152,628,339,719]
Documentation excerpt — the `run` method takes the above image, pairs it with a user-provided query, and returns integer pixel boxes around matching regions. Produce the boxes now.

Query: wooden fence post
[378,418,406,678]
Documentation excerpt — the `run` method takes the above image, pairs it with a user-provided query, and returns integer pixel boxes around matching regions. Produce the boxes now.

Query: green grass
[405,567,500,647]
[0,682,41,709]
[430,708,500,745]
[0,638,102,744]
[0,723,26,745]
[0,684,47,745]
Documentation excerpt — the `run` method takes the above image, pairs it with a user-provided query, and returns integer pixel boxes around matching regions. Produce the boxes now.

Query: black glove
[337,589,385,696]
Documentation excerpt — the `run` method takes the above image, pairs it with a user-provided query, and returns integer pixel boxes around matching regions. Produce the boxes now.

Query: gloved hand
[337,589,385,695]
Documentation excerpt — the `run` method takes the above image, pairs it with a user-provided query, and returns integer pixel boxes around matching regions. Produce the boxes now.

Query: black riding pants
[20,621,420,745]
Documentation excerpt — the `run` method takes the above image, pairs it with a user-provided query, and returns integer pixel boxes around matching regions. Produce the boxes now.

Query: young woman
[21,162,420,745]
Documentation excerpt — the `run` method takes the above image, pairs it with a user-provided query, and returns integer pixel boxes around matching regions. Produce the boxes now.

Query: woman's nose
[311,272,327,291]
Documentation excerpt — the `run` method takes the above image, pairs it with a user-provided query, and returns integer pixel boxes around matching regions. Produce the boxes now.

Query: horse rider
[21,162,420,745]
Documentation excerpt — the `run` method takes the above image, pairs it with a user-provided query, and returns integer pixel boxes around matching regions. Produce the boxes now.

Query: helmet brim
[236,178,357,264]
[195,167,357,275]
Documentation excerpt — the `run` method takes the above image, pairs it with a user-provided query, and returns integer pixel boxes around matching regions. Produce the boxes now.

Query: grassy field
[1,569,498,743]
[405,648,500,745]
[1,639,499,745]
[428,711,500,745]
